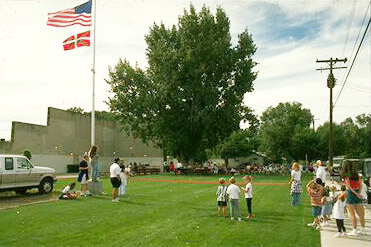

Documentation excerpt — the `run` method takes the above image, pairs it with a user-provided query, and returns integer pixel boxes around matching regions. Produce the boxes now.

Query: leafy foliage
[23,149,32,160]
[258,102,314,162]
[67,107,85,115]
[67,107,118,121]
[218,129,258,161]
[107,5,258,162]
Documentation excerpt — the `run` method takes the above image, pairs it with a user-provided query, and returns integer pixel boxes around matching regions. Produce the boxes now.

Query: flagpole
[91,0,96,147]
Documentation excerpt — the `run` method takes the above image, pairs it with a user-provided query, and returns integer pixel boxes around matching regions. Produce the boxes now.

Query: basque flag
[63,31,90,51]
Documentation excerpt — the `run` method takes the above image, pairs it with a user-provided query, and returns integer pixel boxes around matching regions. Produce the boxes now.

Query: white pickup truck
[0,155,57,194]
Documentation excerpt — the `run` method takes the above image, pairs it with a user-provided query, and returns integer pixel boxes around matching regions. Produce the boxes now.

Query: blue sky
[0,0,370,140]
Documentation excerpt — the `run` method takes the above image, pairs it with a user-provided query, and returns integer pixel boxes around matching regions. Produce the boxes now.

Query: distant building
[0,107,163,173]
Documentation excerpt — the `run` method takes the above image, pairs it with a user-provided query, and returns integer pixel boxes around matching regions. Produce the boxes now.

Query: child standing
[306,178,324,230]
[321,187,332,226]
[77,153,91,196]
[289,162,302,206]
[119,164,127,197]
[216,178,228,219]
[241,176,254,219]
[333,185,347,237]
[226,177,242,222]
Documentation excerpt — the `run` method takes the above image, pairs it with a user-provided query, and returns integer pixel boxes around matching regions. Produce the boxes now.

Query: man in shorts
[110,157,121,202]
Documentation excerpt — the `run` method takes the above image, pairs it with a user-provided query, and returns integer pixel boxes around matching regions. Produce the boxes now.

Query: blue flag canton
[76,0,92,14]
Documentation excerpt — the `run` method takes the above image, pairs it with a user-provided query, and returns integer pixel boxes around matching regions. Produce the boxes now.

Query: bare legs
[218,206,228,218]
[347,204,365,229]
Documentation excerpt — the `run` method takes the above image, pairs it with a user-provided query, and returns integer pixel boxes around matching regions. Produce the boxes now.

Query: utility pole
[316,57,347,168]
[312,118,319,132]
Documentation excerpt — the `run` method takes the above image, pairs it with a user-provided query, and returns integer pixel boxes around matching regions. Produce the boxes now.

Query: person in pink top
[341,160,366,236]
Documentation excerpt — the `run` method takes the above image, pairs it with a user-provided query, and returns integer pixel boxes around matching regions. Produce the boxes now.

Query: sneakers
[231,217,234,221]
[357,228,366,235]
[112,198,120,203]
[315,225,322,231]
[341,232,347,238]
[334,232,342,238]
[238,218,242,222]
[347,229,358,236]
[307,222,316,227]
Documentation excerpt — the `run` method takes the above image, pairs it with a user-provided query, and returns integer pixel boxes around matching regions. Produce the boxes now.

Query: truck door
[15,157,34,184]
[1,157,16,185]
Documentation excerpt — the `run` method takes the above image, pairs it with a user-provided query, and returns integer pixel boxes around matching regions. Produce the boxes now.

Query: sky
[0,0,371,140]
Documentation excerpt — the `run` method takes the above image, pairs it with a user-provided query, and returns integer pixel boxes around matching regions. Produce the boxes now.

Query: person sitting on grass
[216,178,228,219]
[226,177,242,222]
[306,178,324,230]
[60,182,78,199]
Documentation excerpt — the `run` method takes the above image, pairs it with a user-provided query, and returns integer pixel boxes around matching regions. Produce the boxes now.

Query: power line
[334,11,371,107]
[341,0,357,57]
[336,1,370,87]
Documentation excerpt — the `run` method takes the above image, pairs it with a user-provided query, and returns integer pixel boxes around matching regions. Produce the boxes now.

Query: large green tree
[106,5,257,163]
[315,114,371,159]
[258,102,314,162]
[217,129,259,166]
[355,114,371,157]
[316,122,347,159]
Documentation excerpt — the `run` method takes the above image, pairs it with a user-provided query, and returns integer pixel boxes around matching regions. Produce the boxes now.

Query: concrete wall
[0,107,163,173]
[28,154,164,174]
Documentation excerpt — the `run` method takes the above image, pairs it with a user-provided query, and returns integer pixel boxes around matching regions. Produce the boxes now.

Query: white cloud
[0,0,370,140]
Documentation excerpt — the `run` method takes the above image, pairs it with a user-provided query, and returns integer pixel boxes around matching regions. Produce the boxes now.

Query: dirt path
[0,192,58,210]
[135,177,287,186]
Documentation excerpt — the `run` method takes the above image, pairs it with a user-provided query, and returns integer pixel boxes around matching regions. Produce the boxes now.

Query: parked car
[0,155,57,194]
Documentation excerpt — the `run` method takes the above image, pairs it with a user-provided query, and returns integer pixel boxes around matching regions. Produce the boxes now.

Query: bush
[23,149,32,160]
[67,164,79,173]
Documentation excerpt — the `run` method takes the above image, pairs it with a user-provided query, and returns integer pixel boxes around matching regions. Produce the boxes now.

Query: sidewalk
[321,180,371,247]
[56,174,78,179]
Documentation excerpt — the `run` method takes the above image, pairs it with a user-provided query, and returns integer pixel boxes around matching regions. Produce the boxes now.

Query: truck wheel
[39,178,53,194]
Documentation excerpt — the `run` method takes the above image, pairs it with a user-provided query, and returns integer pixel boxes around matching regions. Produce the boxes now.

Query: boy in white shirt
[110,158,122,202]
[241,176,254,219]
[226,177,242,222]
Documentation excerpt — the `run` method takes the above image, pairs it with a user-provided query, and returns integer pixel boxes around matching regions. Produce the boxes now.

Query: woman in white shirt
[289,162,302,206]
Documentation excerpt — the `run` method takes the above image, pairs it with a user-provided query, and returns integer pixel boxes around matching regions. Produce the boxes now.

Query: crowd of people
[60,145,134,202]
[289,159,368,237]
[59,148,368,238]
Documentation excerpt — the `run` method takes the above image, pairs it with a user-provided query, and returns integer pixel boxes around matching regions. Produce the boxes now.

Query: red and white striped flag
[47,0,92,28]
[63,31,91,51]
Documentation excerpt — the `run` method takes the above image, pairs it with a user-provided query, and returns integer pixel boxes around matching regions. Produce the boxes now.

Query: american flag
[63,31,91,51]
[47,0,92,28]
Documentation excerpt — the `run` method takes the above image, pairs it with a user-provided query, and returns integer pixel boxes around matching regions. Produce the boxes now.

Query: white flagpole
[91,0,96,146]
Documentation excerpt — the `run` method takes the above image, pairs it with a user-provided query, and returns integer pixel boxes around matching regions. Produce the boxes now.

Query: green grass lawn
[0,174,320,247]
